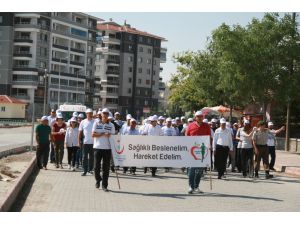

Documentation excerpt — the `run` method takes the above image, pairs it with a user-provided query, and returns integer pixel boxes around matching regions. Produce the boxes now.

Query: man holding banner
[186,111,212,194]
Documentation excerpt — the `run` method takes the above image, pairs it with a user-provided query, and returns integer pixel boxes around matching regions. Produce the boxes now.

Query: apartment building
[96,20,167,118]
[0,12,101,118]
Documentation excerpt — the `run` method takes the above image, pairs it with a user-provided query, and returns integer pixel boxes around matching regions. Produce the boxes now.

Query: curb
[0,146,34,159]
[0,155,37,212]
[275,165,300,176]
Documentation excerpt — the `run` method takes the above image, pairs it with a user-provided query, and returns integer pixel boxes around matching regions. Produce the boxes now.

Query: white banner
[110,135,211,168]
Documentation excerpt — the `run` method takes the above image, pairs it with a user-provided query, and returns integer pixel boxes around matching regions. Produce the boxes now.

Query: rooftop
[0,95,26,104]
[98,21,166,41]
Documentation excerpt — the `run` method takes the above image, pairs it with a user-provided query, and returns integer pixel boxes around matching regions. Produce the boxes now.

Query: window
[128,88,131,94]
[146,80,150,85]
[147,59,151,64]
[145,90,149,96]
[147,38,151,44]
[153,70,156,75]
[0,16,2,24]
[128,77,132,83]
[145,100,148,106]
[147,69,151,75]
[139,36,143,42]
[71,28,87,37]
[139,46,143,52]
[138,79,141,84]
[136,89,141,95]
[51,78,59,84]
[152,81,155,85]
[128,45,133,51]
[138,57,143,63]
[153,60,156,65]
[138,68,142,73]
[128,35,133,41]
[128,67,133,72]
[148,49,152,54]
[0,58,2,65]
[40,61,46,68]
[128,56,133,62]
[1,106,5,112]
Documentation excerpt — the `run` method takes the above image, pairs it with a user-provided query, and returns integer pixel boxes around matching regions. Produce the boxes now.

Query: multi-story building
[0,12,101,118]
[96,20,167,118]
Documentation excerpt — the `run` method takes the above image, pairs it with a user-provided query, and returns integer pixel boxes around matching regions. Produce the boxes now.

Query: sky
[89,12,265,82]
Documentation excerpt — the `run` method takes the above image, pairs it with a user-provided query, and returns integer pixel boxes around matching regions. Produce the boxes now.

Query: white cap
[126,114,132,120]
[51,109,56,113]
[152,115,158,121]
[203,119,208,123]
[268,122,274,126]
[86,108,93,113]
[130,118,137,123]
[188,118,193,122]
[97,110,102,115]
[181,116,186,120]
[56,113,63,119]
[172,119,176,125]
[41,116,48,121]
[175,117,180,120]
[220,118,226,124]
[72,112,78,117]
[166,117,172,122]
[226,122,231,128]
[211,118,217,123]
[114,112,120,115]
[56,109,61,114]
[158,116,164,120]
[78,113,84,118]
[101,108,110,113]
[108,112,114,120]
[244,119,250,124]
[70,117,77,122]
[195,111,203,116]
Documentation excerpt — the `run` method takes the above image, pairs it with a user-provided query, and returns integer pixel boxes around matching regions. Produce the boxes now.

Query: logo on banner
[190,142,208,162]
[115,139,125,154]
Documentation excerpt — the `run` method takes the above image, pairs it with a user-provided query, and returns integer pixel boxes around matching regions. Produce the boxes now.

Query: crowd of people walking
[35,108,285,194]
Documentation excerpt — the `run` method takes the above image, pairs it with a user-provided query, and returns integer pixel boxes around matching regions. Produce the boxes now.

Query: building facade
[0,12,101,119]
[0,95,26,119]
[96,21,167,118]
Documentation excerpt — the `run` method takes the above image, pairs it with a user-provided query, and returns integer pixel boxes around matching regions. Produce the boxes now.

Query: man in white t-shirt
[92,108,115,192]
[78,108,95,176]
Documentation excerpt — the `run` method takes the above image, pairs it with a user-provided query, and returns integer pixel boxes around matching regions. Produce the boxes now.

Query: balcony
[70,47,85,54]
[14,22,50,31]
[13,51,32,58]
[106,59,120,65]
[107,81,119,86]
[70,61,84,67]
[52,28,70,36]
[14,37,33,43]
[52,43,69,51]
[102,36,120,45]
[12,94,30,101]
[49,84,85,92]
[12,80,38,86]
[13,65,38,72]
[106,70,120,75]
[52,58,68,64]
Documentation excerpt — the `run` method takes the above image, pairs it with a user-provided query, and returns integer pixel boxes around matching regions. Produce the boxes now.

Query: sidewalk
[274,150,300,176]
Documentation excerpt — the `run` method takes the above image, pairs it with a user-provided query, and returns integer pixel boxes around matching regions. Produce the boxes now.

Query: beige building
[0,95,26,119]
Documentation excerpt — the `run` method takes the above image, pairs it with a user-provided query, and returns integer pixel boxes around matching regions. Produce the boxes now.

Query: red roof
[97,22,166,41]
[0,95,26,104]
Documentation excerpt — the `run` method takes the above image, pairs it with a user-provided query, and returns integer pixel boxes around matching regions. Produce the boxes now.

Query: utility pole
[285,12,297,152]
[43,68,48,115]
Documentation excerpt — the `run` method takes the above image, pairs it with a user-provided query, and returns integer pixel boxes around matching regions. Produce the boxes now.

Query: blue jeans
[188,167,205,189]
[76,145,83,166]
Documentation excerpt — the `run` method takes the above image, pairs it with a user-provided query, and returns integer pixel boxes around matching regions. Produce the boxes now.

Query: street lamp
[43,68,48,115]
[58,56,68,107]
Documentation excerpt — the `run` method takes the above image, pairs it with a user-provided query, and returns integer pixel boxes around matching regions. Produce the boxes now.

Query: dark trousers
[94,149,111,188]
[215,145,229,177]
[83,144,94,173]
[255,145,269,172]
[36,143,50,168]
[76,146,83,167]
[268,146,276,169]
[241,148,254,176]
[67,147,78,167]
[49,142,55,162]
[123,167,136,173]
[235,147,242,172]
[54,140,64,165]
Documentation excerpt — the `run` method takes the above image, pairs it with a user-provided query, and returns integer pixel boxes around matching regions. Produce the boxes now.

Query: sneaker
[43,166,47,170]
[81,172,87,176]
[72,167,75,171]
[194,188,204,193]
[95,182,100,189]
[88,171,93,175]
[270,168,276,171]
[255,172,259,178]
[102,186,109,192]
[56,164,59,169]
[266,174,274,179]
[188,187,194,194]
[60,164,63,169]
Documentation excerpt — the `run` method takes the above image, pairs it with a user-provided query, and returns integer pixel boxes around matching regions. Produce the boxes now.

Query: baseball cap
[257,120,266,126]
[188,118,193,122]
[41,116,48,121]
[72,112,78,117]
[51,109,55,113]
[70,117,77,122]
[220,118,226,124]
[166,117,172,122]
[195,111,203,116]
[152,115,158,121]
[85,108,93,113]
[130,118,137,123]
[175,117,180,120]
[158,116,164,120]
[172,119,176,125]
[114,112,120,115]
[181,116,186,120]
[268,122,274,126]
[101,108,110,113]
[78,113,84,119]
[244,119,250,124]
[56,113,63,119]
[203,119,208,123]
[211,118,217,123]
[126,114,132,120]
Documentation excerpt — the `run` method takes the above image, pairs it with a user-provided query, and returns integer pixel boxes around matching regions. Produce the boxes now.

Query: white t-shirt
[78,118,95,144]
[267,129,276,146]
[161,126,177,136]
[47,115,56,128]
[92,120,115,149]
[143,124,163,136]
